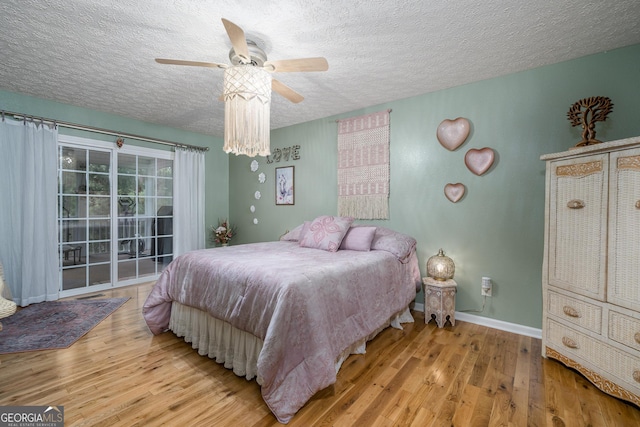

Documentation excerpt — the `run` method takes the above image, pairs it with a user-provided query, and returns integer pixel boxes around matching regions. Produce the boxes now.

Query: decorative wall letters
[266,145,301,163]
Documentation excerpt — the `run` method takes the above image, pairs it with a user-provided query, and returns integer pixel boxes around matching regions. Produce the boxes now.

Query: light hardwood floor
[1,282,639,426]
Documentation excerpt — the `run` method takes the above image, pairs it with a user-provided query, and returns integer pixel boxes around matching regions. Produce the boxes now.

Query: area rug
[0,297,129,354]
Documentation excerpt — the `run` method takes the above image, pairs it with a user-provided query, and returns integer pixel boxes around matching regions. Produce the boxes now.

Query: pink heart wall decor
[437,117,470,151]
[465,147,495,176]
[444,183,465,203]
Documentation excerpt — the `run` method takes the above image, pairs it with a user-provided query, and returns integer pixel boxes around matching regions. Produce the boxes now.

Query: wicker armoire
[541,136,640,406]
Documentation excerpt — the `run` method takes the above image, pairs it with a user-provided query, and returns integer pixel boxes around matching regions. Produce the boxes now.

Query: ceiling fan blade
[221,18,250,63]
[272,79,304,103]
[155,58,227,69]
[263,57,329,73]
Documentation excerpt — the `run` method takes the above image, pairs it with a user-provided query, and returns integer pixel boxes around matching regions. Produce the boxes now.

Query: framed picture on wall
[275,166,295,205]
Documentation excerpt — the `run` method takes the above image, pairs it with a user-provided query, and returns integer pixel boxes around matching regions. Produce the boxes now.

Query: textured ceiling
[1,0,639,138]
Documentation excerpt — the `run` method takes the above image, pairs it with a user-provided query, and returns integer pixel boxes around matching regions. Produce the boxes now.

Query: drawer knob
[562,336,579,349]
[634,370,640,384]
[634,332,640,345]
[562,305,580,318]
[567,199,585,209]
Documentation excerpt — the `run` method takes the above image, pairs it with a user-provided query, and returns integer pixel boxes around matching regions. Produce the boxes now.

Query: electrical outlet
[481,277,492,297]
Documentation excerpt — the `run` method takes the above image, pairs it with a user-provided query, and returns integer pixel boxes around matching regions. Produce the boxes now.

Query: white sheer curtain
[0,119,59,306]
[172,147,206,256]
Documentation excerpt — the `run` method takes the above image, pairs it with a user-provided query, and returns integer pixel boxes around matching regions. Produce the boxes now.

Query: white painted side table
[423,277,457,328]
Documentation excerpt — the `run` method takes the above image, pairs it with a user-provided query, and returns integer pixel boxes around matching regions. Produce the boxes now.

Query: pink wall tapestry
[337,110,390,219]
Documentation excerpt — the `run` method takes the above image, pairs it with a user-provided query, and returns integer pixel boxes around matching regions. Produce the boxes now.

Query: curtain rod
[1,109,210,152]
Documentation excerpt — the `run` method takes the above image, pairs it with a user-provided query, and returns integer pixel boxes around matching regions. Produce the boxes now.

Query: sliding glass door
[116,153,174,283]
[58,146,112,291]
[58,136,173,296]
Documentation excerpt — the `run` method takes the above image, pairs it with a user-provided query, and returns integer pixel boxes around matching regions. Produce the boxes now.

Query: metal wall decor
[567,96,613,147]
[266,145,301,163]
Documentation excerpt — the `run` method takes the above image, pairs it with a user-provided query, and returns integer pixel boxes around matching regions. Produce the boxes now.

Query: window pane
[89,173,110,195]
[157,178,172,196]
[61,243,85,266]
[118,218,136,239]
[89,151,110,173]
[118,154,136,174]
[89,264,110,285]
[139,258,156,277]
[62,171,86,194]
[62,266,87,290]
[88,196,110,218]
[138,156,155,176]
[158,255,172,266]
[88,219,110,241]
[118,175,136,196]
[117,196,136,216]
[156,218,172,237]
[60,147,86,171]
[157,198,172,212]
[137,218,154,238]
[62,195,83,218]
[138,197,155,216]
[118,259,137,281]
[139,176,156,197]
[158,159,173,177]
[89,242,110,263]
[61,219,86,242]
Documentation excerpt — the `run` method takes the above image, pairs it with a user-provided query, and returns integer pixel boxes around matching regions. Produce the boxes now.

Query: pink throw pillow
[299,216,354,252]
[339,226,376,251]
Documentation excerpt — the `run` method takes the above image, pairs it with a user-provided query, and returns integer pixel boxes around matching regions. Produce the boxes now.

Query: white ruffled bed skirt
[169,302,414,385]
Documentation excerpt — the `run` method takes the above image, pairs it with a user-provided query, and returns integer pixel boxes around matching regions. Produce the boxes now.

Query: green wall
[2,44,639,329]
[229,44,640,329]
[0,89,229,237]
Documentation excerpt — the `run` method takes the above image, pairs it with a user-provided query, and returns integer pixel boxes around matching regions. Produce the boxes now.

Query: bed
[143,218,421,423]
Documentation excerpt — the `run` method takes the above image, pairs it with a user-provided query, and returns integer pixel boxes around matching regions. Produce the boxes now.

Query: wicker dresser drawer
[547,318,640,396]
[609,310,640,353]
[547,290,602,333]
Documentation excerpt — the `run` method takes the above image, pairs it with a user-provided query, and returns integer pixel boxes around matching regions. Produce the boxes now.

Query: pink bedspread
[143,240,420,423]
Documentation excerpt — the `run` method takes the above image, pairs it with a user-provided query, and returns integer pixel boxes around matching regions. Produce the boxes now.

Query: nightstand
[423,277,457,328]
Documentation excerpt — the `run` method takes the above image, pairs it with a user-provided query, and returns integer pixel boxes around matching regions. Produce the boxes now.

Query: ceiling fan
[155,18,329,103]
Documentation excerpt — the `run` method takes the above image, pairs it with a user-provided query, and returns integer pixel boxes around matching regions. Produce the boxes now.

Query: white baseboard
[412,302,542,339]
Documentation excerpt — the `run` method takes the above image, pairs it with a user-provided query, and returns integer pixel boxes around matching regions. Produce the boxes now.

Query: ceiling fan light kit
[155,18,328,157]
[223,65,272,157]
